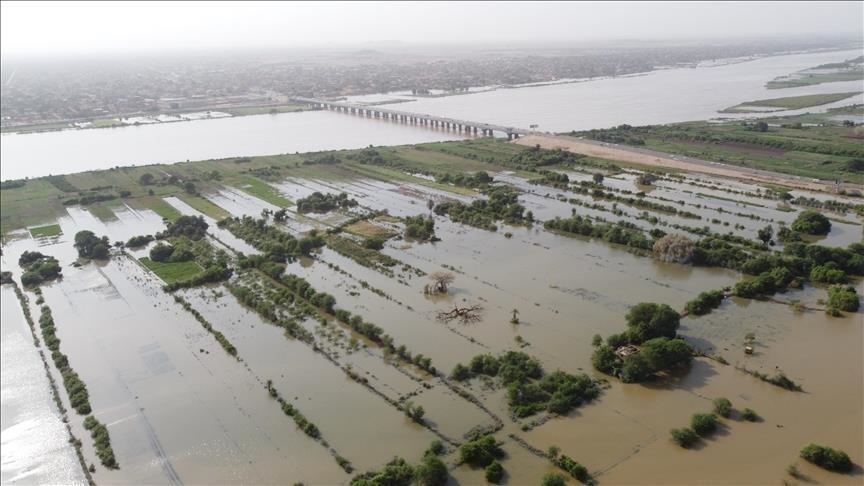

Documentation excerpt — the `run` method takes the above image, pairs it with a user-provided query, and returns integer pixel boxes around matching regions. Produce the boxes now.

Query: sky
[1,1,862,57]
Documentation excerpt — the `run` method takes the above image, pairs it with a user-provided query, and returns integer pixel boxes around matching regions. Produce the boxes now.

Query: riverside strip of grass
[139,257,203,284]
[721,92,862,113]
[29,224,62,238]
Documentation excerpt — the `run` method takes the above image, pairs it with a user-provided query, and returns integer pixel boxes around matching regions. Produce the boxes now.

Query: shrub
[791,210,831,235]
[591,345,619,374]
[126,234,154,248]
[149,242,175,262]
[619,353,652,383]
[800,444,852,473]
[810,263,847,284]
[670,427,699,448]
[713,398,732,418]
[690,413,718,436]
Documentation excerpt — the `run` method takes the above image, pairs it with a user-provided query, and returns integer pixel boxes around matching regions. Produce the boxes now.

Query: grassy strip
[231,176,292,208]
[139,257,203,284]
[87,203,119,222]
[721,92,861,113]
[324,234,400,277]
[223,104,310,116]
[29,224,62,238]
[177,194,231,220]
[768,71,864,89]
[133,196,182,221]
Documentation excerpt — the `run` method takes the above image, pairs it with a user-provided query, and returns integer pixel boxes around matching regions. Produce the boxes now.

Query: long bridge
[292,97,529,139]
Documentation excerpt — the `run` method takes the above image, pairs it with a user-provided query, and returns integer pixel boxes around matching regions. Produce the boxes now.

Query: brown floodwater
[2,165,861,485]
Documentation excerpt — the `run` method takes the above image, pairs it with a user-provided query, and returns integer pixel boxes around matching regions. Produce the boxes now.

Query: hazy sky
[1,1,861,57]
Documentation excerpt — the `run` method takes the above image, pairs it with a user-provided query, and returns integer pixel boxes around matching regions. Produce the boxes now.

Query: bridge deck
[293,97,528,136]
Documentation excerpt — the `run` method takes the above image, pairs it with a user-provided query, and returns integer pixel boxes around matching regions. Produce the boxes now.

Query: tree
[404,401,425,424]
[640,337,692,371]
[415,455,448,486]
[484,461,504,484]
[74,230,110,259]
[826,285,859,312]
[139,173,155,185]
[591,345,619,374]
[619,353,652,383]
[591,334,603,347]
[713,397,733,418]
[690,413,718,436]
[670,427,699,448]
[637,172,658,185]
[459,435,503,468]
[149,242,174,262]
[592,173,604,184]
[510,308,519,324]
[757,225,773,245]
[426,272,454,294]
[625,303,681,343]
[791,210,831,235]
[800,444,852,472]
[184,181,197,195]
[653,234,695,264]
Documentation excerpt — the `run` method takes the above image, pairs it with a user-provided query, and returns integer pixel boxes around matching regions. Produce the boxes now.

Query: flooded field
[1,138,861,485]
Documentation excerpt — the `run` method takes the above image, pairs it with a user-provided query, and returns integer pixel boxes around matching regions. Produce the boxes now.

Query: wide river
[1,48,862,180]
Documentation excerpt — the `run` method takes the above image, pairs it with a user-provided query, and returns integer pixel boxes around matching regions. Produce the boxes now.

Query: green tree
[791,210,831,235]
[619,353,652,383]
[690,413,718,436]
[800,444,852,472]
[757,225,773,245]
[591,345,619,374]
[625,303,681,343]
[670,427,699,448]
[713,397,732,418]
[484,461,504,484]
[827,285,859,312]
[74,230,111,259]
[415,455,448,486]
[640,337,693,371]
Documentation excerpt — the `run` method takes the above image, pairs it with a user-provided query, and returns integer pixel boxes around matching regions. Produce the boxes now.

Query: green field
[721,92,862,113]
[569,110,864,184]
[223,104,311,116]
[29,224,62,238]
[139,257,203,284]
[178,194,231,220]
[229,175,293,208]
[129,197,182,221]
[88,203,120,222]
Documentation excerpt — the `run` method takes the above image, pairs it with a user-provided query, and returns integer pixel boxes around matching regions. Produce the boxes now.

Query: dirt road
[514,134,862,194]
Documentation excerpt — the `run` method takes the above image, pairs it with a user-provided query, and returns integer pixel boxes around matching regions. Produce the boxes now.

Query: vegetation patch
[434,185,532,232]
[140,257,204,284]
[82,416,118,469]
[296,191,358,213]
[18,251,62,287]
[720,92,862,113]
[799,444,853,473]
[29,224,62,238]
[451,351,600,418]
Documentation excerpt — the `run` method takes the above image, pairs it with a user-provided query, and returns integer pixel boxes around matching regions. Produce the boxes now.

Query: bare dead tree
[425,271,455,295]
[437,304,483,324]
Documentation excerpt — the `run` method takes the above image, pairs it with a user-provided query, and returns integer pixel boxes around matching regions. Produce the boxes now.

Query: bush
[713,398,732,418]
[415,455,448,486]
[810,263,847,284]
[619,353,652,383]
[484,461,504,484]
[670,427,699,448]
[800,444,852,472]
[690,413,718,436]
[556,455,590,483]
[791,210,831,235]
[591,345,619,375]
[404,215,436,241]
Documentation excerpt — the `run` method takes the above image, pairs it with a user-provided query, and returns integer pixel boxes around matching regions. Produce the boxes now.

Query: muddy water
[178,286,440,471]
[0,286,87,485]
[2,164,862,484]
